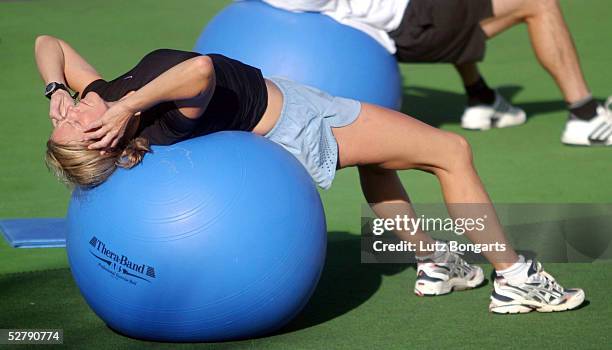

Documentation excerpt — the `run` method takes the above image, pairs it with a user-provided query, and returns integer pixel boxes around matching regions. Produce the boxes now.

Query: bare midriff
[252,79,283,136]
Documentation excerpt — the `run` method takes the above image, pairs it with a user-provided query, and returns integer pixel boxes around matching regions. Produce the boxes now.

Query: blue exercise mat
[0,218,67,248]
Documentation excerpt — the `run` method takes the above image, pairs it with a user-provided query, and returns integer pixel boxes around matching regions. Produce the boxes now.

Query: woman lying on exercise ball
[36,35,584,314]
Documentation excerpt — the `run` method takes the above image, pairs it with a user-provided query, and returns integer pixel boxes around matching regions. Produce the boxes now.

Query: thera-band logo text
[89,236,156,283]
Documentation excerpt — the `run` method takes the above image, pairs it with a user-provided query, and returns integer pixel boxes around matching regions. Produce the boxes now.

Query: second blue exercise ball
[66,132,327,342]
[195,0,402,110]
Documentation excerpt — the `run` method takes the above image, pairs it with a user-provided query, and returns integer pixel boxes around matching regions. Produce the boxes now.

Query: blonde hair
[45,137,151,188]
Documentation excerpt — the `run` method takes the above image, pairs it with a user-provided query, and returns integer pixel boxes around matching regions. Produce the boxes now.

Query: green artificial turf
[1,0,611,348]
[1,252,611,349]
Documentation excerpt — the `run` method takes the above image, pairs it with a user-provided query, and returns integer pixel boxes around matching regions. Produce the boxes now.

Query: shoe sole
[561,139,612,147]
[462,112,527,131]
[489,289,585,314]
[414,267,484,296]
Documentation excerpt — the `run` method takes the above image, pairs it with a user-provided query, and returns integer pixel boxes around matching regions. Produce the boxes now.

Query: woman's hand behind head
[83,100,140,153]
[48,89,73,127]
[50,91,109,145]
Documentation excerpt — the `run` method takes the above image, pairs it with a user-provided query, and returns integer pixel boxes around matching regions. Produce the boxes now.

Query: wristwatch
[44,82,70,99]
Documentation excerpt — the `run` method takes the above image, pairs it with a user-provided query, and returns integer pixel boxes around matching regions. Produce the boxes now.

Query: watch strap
[45,82,70,99]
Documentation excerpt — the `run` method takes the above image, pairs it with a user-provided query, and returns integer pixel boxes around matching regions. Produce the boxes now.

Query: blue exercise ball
[195,0,402,110]
[66,131,327,342]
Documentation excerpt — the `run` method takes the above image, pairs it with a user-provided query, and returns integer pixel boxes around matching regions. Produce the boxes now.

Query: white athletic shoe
[489,260,585,314]
[561,97,612,146]
[414,249,484,296]
[461,92,527,130]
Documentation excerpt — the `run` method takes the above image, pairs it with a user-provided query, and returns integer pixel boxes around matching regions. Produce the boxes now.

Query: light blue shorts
[265,77,362,190]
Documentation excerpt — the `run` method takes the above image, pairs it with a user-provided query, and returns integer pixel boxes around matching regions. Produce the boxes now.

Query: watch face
[45,82,57,95]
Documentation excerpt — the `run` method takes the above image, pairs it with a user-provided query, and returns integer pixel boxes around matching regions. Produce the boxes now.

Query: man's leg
[449,0,528,130]
[483,0,590,105]
[455,63,480,86]
[456,60,526,130]
[479,0,612,145]
[455,62,497,107]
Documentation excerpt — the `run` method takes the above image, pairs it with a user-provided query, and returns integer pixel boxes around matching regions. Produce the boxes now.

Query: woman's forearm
[34,35,67,86]
[121,56,215,113]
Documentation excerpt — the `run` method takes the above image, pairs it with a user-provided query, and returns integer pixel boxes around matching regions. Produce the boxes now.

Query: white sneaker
[562,97,612,146]
[414,248,484,296]
[461,92,527,130]
[489,260,585,314]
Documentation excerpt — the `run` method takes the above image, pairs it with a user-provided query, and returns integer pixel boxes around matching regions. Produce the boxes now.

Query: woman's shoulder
[141,48,202,63]
[203,53,261,73]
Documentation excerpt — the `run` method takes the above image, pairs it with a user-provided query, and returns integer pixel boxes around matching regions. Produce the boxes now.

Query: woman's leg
[333,103,519,270]
[358,165,436,257]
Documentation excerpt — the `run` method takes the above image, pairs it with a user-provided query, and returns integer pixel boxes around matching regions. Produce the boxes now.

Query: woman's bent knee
[451,133,474,167]
[431,132,474,175]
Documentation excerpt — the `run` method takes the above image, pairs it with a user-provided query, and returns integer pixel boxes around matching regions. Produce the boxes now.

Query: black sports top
[81,49,268,145]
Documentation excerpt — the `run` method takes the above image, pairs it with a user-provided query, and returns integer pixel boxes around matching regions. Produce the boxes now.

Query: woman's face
[51,92,108,144]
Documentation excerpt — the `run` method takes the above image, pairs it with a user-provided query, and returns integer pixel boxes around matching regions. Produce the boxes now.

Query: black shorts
[389,0,493,65]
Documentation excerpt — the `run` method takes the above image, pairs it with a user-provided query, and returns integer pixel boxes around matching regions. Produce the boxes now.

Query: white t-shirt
[260,0,410,54]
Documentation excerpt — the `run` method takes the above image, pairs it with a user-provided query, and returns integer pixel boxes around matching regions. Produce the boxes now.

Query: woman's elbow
[192,56,214,81]
[35,35,57,47]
